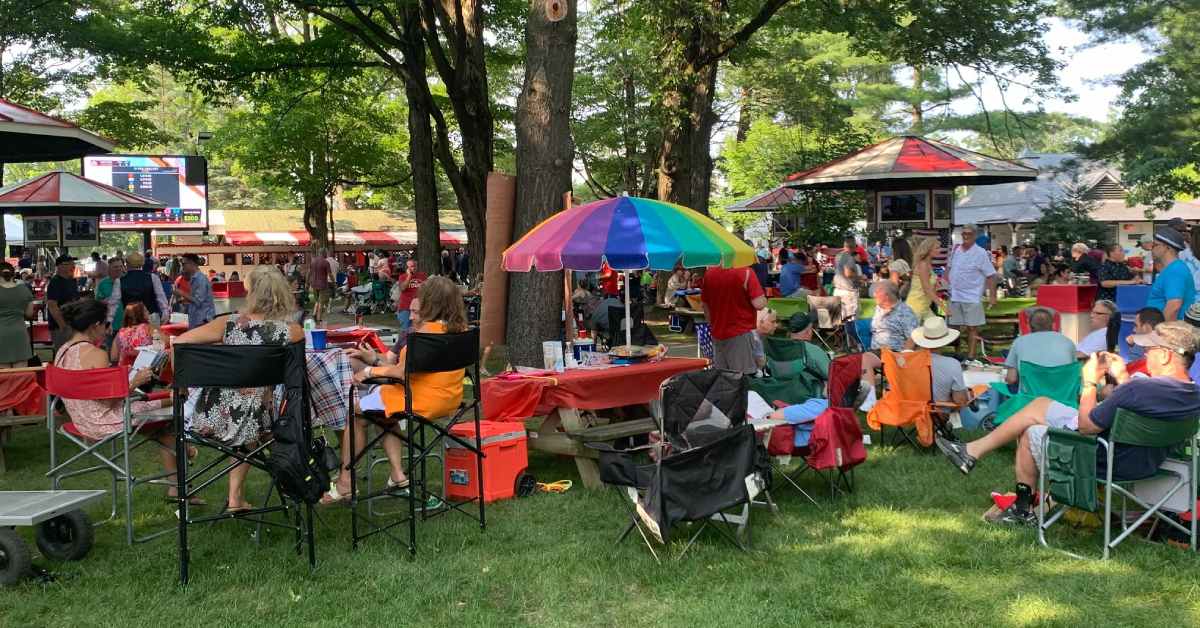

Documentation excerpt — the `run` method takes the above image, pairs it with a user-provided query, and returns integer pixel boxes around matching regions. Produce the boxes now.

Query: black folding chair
[348,327,485,555]
[171,341,317,585]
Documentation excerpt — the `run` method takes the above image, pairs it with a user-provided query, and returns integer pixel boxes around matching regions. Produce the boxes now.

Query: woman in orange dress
[343,276,466,507]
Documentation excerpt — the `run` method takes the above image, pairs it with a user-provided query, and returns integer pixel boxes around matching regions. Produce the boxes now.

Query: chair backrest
[661,369,748,441]
[1109,408,1200,448]
[762,336,806,362]
[45,365,129,400]
[879,348,933,404]
[828,353,863,409]
[1017,360,1081,403]
[1018,307,1062,335]
[806,295,841,329]
[606,303,643,336]
[405,327,481,375]
[173,341,306,389]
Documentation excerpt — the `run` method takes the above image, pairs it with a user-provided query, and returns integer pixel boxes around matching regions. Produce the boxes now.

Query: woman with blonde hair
[906,237,944,320]
[175,264,303,511]
[345,275,467,508]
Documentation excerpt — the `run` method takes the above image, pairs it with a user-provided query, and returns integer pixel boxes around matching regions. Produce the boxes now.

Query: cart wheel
[515,472,537,497]
[0,528,31,586]
[35,510,93,561]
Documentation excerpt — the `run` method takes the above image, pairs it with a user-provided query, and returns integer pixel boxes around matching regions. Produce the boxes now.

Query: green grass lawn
[4,416,1200,627]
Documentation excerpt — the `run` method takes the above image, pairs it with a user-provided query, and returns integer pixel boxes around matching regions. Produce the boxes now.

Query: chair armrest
[362,376,404,386]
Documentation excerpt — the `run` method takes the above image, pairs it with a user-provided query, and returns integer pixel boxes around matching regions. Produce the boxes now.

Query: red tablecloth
[324,327,388,353]
[482,357,709,421]
[0,371,45,416]
[160,323,190,337]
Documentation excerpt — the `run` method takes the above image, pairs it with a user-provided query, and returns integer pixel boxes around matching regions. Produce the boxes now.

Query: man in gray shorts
[935,321,1200,525]
[945,224,997,358]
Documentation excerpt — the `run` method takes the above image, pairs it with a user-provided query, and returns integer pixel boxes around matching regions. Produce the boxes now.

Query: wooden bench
[566,417,657,443]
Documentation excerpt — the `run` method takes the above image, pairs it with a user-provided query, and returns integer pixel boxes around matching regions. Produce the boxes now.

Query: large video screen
[82,155,208,230]
[878,191,928,224]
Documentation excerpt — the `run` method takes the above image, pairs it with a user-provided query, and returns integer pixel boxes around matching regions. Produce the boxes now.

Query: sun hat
[910,316,960,349]
[1154,226,1187,252]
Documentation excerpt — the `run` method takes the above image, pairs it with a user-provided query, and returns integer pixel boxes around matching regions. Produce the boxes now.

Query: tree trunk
[656,61,718,215]
[302,192,329,251]
[419,0,493,270]
[910,65,924,135]
[736,86,753,142]
[400,5,442,276]
[507,0,578,367]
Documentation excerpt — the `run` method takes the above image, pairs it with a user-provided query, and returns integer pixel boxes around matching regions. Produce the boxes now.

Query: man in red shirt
[701,265,767,374]
[395,259,427,330]
[598,263,620,297]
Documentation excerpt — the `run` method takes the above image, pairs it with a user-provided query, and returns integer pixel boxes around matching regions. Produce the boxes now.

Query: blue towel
[782,398,829,447]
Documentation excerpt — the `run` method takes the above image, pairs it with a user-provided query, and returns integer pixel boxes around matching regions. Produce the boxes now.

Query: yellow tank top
[906,267,934,319]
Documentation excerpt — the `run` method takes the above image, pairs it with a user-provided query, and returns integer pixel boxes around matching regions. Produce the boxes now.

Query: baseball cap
[1128,321,1200,357]
[788,311,816,333]
[1139,233,1154,247]
[1154,226,1187,252]
[54,254,76,265]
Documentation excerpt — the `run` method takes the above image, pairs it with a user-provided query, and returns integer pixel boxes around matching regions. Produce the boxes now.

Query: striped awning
[223,230,468,247]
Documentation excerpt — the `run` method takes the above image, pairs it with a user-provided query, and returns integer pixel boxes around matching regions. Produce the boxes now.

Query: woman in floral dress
[175,265,303,511]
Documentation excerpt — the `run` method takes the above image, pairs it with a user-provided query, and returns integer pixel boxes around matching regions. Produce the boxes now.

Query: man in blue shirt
[1146,226,1196,320]
[177,253,215,329]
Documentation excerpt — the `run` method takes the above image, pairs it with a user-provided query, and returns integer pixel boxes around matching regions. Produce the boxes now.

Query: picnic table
[0,367,48,474]
[481,357,709,488]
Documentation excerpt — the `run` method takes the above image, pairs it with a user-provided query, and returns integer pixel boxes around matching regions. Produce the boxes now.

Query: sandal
[385,477,411,494]
[165,494,207,506]
[222,502,254,514]
[319,483,353,506]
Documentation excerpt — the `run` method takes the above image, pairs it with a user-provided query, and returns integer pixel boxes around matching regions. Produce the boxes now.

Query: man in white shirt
[946,224,997,358]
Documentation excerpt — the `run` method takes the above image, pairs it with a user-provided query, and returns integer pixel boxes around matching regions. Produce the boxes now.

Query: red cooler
[445,421,529,503]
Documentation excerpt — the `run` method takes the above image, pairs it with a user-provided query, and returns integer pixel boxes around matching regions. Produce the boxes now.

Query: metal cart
[0,490,105,585]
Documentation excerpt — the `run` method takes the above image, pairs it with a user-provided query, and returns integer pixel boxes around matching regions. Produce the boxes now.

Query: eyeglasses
[1090,310,1110,316]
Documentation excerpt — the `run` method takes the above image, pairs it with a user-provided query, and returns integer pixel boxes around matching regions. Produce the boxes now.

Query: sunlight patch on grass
[1005,595,1081,626]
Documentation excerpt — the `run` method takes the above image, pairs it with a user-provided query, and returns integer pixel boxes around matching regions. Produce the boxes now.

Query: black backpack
[266,390,331,505]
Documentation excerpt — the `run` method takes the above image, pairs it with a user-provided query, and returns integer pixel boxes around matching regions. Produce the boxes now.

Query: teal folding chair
[990,361,1081,426]
[1038,408,1200,559]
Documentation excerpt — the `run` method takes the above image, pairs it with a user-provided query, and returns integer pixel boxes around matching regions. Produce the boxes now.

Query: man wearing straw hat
[910,316,970,406]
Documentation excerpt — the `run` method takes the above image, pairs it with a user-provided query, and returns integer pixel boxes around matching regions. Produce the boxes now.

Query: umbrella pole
[624,270,632,349]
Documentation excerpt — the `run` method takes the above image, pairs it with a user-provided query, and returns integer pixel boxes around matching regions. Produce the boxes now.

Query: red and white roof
[224,230,468,247]
[0,98,116,162]
[782,136,1038,190]
[726,186,799,212]
[0,171,163,216]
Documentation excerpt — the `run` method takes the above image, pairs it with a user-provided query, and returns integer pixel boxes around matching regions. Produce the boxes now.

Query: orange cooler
[445,421,528,503]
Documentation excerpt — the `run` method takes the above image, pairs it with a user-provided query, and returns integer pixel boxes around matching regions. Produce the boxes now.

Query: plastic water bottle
[303,317,315,347]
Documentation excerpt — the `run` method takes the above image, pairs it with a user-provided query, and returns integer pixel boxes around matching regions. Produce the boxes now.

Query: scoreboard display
[82,155,208,230]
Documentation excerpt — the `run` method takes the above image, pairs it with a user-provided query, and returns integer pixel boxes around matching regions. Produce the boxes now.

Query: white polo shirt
[947,244,996,303]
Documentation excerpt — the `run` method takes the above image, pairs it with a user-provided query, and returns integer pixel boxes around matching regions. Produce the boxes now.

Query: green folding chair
[990,361,1081,426]
[1038,408,1200,559]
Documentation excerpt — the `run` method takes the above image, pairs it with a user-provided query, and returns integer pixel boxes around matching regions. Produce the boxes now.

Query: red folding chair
[45,364,175,545]
[1018,307,1061,335]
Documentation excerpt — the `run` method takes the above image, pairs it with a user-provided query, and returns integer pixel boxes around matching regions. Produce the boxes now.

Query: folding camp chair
[989,361,1081,426]
[171,341,317,585]
[805,295,846,354]
[348,327,485,556]
[769,353,866,499]
[595,369,768,561]
[749,337,827,407]
[867,349,963,449]
[45,363,176,545]
[1038,409,1200,559]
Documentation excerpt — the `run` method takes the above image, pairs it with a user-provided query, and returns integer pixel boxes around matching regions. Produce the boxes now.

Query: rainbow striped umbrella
[502,196,755,272]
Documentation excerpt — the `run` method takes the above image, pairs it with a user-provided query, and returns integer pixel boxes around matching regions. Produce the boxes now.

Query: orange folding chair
[867,349,936,448]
